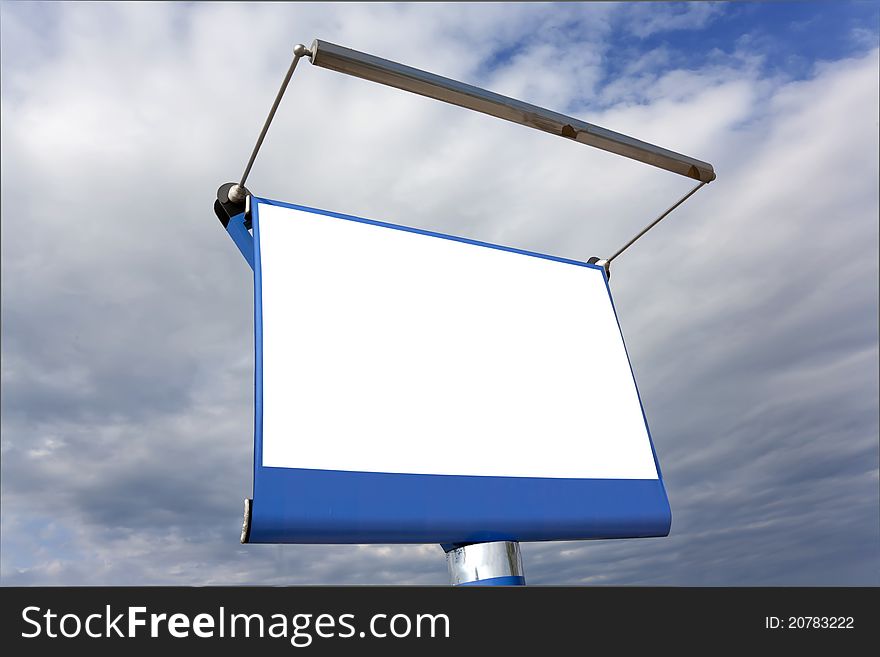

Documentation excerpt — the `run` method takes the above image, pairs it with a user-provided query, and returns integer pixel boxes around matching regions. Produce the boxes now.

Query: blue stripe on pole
[456,576,526,586]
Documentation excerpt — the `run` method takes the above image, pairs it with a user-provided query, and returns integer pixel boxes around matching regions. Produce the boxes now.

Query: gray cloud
[1,3,877,585]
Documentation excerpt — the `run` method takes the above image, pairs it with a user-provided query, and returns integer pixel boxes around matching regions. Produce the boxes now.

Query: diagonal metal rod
[231,45,311,201]
[607,181,706,264]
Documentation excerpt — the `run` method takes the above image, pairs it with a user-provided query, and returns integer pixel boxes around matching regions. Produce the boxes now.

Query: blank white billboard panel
[254,201,658,481]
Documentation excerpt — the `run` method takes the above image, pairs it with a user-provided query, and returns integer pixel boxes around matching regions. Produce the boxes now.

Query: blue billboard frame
[229,197,671,544]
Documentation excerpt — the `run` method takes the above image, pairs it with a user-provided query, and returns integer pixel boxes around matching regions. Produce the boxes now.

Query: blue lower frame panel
[241,197,672,545]
[249,467,670,544]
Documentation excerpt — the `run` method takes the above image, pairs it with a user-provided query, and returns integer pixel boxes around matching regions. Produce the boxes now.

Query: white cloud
[1,3,877,585]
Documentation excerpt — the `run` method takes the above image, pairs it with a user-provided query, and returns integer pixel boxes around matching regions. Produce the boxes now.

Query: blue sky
[1,2,878,585]
[608,2,878,77]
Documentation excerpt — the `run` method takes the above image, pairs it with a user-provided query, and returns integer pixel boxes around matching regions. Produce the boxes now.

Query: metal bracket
[215,183,255,270]
[215,182,250,228]
[587,256,611,279]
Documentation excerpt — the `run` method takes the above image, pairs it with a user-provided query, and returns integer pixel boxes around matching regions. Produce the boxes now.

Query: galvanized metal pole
[445,541,525,586]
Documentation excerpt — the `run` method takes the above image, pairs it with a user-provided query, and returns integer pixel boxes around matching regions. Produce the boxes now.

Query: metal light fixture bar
[308,39,716,184]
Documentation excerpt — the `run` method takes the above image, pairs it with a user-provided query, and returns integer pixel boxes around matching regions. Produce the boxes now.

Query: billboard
[243,197,670,544]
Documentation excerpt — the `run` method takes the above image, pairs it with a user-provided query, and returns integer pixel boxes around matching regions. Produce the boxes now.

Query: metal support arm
[217,38,716,278]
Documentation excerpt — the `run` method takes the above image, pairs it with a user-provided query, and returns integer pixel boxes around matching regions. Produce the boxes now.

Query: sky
[1,1,878,585]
